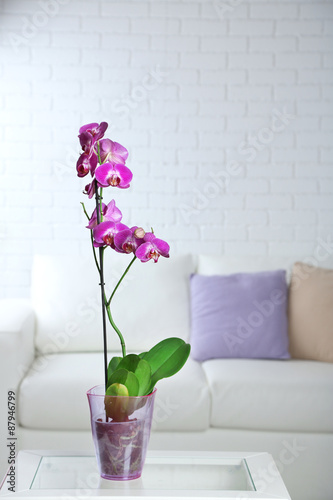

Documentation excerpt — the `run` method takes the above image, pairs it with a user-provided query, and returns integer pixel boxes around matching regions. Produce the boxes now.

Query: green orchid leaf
[149,343,191,390]
[117,354,141,372]
[117,354,152,396]
[107,356,122,383]
[107,368,139,396]
[133,358,151,396]
[143,338,191,390]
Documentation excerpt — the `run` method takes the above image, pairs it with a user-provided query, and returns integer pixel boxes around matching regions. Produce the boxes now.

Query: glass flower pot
[87,384,156,481]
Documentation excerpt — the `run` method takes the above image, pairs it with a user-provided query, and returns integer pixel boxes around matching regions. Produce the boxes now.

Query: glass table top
[30,455,256,492]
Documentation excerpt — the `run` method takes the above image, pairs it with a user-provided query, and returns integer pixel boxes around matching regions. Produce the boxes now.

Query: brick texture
[0,0,333,297]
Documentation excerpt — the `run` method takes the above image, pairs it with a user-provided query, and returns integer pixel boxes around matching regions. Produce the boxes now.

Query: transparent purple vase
[87,384,156,481]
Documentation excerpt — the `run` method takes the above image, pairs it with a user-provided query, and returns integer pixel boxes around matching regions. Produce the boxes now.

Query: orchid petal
[114,229,133,253]
[135,242,153,262]
[88,151,98,175]
[79,122,99,135]
[152,238,170,257]
[95,121,108,140]
[76,151,98,178]
[76,153,90,177]
[87,200,122,229]
[112,141,129,161]
[104,200,122,223]
[83,181,96,199]
[98,139,129,165]
[93,221,115,247]
[142,232,155,242]
[78,131,93,154]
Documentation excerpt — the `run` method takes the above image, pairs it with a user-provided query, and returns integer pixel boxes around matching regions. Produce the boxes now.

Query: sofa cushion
[18,353,210,432]
[288,262,333,363]
[202,359,333,433]
[190,271,289,361]
[32,253,194,353]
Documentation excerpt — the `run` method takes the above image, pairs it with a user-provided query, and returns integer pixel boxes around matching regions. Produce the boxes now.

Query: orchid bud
[134,227,145,239]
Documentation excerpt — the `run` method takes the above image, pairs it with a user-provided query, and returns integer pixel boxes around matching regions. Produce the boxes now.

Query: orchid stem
[97,140,102,164]
[99,188,103,222]
[105,303,126,358]
[96,143,104,220]
[95,181,108,391]
[104,256,137,358]
[91,234,101,274]
[108,256,137,306]
[81,202,100,274]
[80,202,89,220]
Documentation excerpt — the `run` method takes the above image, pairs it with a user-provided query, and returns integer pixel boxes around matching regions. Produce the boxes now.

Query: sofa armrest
[0,299,35,479]
[0,299,35,388]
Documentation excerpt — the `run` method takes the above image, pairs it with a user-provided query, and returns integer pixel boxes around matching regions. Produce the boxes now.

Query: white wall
[0,0,332,297]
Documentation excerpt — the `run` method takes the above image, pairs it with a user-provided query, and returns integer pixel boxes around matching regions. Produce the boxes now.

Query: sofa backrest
[198,255,298,277]
[198,253,333,278]
[31,254,195,355]
[31,252,333,355]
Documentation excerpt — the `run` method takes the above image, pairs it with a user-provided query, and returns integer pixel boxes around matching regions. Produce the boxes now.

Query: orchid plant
[76,121,190,419]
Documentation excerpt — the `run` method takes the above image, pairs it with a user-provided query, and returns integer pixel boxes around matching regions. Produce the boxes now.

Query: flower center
[123,242,134,253]
[78,164,89,175]
[103,233,114,246]
[108,174,121,186]
[148,249,159,262]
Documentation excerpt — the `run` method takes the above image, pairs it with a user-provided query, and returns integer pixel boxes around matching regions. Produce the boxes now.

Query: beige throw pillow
[288,262,333,363]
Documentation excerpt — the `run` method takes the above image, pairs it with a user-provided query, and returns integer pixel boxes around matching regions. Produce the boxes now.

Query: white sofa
[1,253,333,500]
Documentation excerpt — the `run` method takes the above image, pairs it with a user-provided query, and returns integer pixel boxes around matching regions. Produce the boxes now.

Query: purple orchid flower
[95,162,133,189]
[93,222,129,248]
[83,181,96,199]
[135,232,170,263]
[97,139,129,165]
[78,122,108,154]
[76,151,98,178]
[87,200,122,229]
[79,122,108,139]
[114,226,145,254]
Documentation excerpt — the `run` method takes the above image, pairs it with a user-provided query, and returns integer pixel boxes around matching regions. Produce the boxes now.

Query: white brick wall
[0,0,333,297]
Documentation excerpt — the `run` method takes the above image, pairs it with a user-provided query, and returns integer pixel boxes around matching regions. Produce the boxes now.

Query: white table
[0,450,291,499]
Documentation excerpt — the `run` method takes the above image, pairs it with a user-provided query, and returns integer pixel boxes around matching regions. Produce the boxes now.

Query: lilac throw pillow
[190,270,290,361]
